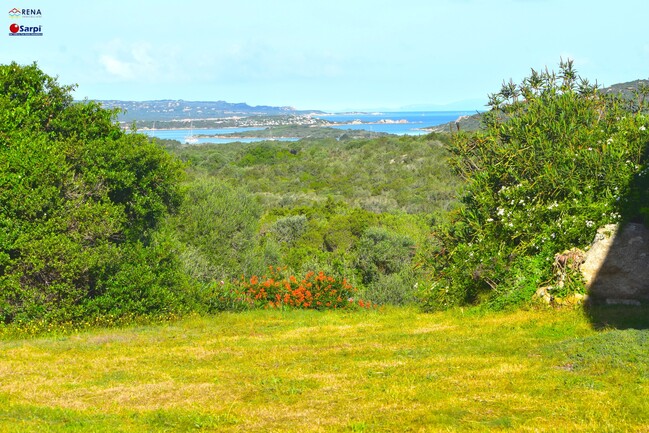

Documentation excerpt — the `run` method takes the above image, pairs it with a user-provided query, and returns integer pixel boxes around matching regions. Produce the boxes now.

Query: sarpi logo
[8,8,42,19]
[9,23,43,36]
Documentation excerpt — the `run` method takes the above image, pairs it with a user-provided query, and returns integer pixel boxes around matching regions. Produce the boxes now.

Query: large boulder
[581,223,649,305]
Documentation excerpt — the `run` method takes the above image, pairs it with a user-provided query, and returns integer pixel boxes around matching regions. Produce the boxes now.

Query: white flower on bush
[497,207,505,216]
[585,220,594,227]
[640,125,646,131]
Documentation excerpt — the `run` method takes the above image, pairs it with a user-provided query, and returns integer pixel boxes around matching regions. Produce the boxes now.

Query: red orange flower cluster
[238,267,374,310]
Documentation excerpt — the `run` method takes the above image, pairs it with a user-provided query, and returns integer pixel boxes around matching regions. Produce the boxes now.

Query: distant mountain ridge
[95,99,325,122]
[601,79,649,99]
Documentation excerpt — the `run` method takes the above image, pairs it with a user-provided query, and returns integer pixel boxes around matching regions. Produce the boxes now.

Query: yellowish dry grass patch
[0,307,647,432]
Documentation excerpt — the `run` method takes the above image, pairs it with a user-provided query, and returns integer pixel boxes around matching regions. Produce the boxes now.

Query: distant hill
[95,99,325,122]
[601,79,649,100]
[430,79,649,133]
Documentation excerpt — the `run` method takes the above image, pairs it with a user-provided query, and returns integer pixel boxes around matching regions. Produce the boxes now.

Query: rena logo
[8,23,43,36]
[8,8,42,18]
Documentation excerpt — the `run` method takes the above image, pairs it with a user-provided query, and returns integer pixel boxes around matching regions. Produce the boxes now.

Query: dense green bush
[356,227,415,283]
[421,60,649,311]
[236,142,296,167]
[355,227,417,305]
[170,178,262,282]
[0,63,188,324]
[269,214,308,245]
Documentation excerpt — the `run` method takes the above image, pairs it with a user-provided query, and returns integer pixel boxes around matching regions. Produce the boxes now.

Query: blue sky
[3,0,649,111]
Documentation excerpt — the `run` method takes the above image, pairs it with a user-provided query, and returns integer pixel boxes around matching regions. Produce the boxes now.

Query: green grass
[0,307,648,432]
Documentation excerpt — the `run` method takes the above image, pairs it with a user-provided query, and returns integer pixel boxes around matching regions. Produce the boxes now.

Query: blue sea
[140,111,475,144]
[316,111,476,135]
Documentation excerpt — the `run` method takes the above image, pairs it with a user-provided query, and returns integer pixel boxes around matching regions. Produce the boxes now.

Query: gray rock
[582,223,649,304]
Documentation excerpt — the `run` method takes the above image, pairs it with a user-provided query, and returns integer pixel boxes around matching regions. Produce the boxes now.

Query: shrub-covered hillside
[168,133,458,214]
[164,133,461,307]
[0,62,464,327]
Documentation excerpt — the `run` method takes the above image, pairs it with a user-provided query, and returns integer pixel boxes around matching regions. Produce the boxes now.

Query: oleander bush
[421,60,649,311]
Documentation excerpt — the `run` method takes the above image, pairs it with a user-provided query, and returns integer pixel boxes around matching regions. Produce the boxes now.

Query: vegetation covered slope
[3,60,648,327]
[162,133,461,306]
[168,133,457,214]
[0,62,464,325]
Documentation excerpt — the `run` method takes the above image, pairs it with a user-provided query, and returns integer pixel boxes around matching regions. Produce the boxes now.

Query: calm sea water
[140,111,475,144]
[317,111,475,135]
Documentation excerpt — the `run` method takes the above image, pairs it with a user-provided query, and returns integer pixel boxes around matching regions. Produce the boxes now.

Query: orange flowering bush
[238,267,374,310]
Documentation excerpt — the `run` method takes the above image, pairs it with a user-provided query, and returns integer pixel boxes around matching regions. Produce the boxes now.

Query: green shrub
[362,271,417,306]
[193,280,251,313]
[170,178,262,282]
[353,226,419,305]
[81,232,193,319]
[270,214,308,245]
[356,227,415,284]
[236,142,295,167]
[423,60,649,311]
[0,63,185,324]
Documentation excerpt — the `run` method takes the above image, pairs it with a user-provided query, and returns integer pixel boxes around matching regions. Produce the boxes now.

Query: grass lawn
[0,306,647,432]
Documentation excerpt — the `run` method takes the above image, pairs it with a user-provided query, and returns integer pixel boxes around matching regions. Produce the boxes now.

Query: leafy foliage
[421,60,649,311]
[356,227,415,284]
[355,227,418,305]
[169,178,262,282]
[0,63,188,324]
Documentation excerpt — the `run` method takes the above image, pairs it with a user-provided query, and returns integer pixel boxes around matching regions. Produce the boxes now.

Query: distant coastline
[140,111,473,143]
